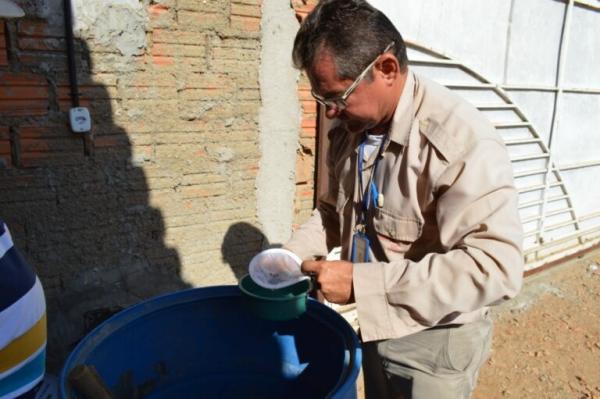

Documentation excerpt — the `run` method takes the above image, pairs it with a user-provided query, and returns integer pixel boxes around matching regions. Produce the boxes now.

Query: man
[0,221,47,399]
[284,1,524,398]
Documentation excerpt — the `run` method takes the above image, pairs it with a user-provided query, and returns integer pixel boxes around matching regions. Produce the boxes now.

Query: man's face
[308,51,387,134]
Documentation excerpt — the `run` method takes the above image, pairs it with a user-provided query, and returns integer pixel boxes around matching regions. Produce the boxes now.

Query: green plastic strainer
[239,274,312,321]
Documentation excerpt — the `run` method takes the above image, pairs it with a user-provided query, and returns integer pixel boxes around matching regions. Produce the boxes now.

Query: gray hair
[292,0,408,80]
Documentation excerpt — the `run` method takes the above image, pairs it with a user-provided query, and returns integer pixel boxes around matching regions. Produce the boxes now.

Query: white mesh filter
[248,248,309,289]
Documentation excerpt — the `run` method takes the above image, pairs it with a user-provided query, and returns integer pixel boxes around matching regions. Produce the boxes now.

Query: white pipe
[537,0,579,244]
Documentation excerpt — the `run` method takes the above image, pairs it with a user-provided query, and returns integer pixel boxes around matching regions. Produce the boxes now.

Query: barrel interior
[61,288,359,399]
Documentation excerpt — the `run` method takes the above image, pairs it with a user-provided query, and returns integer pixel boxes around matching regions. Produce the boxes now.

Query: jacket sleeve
[353,138,524,339]
[283,204,336,261]
[284,128,343,260]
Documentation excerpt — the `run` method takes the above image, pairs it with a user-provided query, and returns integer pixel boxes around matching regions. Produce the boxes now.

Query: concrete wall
[370,0,600,263]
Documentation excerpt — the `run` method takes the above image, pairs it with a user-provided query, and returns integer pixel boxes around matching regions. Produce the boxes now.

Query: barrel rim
[59,285,362,398]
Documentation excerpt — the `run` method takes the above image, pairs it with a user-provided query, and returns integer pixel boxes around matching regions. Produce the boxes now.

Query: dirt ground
[473,248,600,399]
[356,247,600,399]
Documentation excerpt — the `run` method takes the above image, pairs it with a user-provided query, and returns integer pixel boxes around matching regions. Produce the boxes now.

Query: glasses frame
[311,41,395,112]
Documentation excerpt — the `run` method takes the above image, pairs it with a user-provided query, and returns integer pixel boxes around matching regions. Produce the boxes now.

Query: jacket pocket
[373,208,422,242]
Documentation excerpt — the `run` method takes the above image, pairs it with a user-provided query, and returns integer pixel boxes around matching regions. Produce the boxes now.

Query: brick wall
[0,0,264,368]
[291,0,319,227]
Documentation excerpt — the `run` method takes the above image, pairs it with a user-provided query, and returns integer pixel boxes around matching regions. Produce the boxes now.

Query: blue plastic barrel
[59,286,361,399]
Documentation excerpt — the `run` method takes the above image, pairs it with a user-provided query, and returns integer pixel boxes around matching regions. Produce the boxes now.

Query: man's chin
[342,119,371,134]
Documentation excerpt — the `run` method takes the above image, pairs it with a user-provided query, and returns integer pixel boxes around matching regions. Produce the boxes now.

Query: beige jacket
[285,71,524,342]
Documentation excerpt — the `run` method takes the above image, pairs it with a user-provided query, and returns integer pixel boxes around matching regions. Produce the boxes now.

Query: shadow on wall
[221,222,281,282]
[1,37,190,371]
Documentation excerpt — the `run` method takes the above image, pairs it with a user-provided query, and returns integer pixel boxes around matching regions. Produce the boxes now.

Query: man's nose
[325,105,340,119]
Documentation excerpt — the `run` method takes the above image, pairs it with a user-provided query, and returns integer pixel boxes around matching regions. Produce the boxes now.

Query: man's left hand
[301,260,354,304]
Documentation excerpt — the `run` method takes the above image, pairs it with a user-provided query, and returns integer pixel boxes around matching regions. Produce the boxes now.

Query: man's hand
[301,260,354,304]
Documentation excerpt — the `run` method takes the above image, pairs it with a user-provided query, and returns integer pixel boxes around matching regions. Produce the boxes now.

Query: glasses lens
[321,99,344,112]
[311,91,346,111]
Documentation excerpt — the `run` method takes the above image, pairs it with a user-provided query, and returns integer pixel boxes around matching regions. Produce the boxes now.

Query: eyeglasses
[311,41,395,112]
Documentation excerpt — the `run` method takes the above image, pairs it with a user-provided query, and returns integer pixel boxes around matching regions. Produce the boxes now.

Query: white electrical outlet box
[69,107,92,133]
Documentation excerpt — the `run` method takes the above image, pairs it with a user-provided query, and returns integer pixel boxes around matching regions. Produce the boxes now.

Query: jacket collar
[388,69,416,147]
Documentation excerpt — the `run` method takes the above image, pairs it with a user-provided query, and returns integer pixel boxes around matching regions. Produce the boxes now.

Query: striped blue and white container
[0,221,46,399]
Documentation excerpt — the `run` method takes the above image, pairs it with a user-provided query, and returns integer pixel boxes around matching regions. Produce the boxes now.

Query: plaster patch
[72,0,147,57]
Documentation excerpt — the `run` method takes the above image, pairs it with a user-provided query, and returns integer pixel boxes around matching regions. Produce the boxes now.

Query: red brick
[211,46,258,61]
[298,188,314,199]
[292,0,317,12]
[124,72,177,88]
[0,23,6,67]
[299,138,315,152]
[121,85,177,100]
[230,15,260,32]
[233,0,262,5]
[292,0,319,219]
[298,88,314,101]
[0,86,49,99]
[17,19,63,37]
[55,84,116,102]
[152,29,205,45]
[149,4,170,16]
[297,80,312,91]
[0,141,10,154]
[178,0,224,12]
[18,37,66,52]
[20,151,86,168]
[182,73,229,90]
[19,126,51,139]
[0,100,48,116]
[151,43,169,56]
[178,10,228,30]
[57,99,92,112]
[0,72,47,86]
[20,139,50,152]
[178,57,206,73]
[296,155,314,184]
[20,138,81,153]
[231,4,261,17]
[178,88,225,100]
[17,54,68,70]
[179,183,227,199]
[0,152,11,168]
[301,117,316,129]
[293,1,317,22]
[152,55,175,66]
[301,127,316,138]
[94,135,130,148]
[301,100,317,114]
[151,43,204,58]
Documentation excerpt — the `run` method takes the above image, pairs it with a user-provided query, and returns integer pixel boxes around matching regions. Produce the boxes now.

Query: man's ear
[376,54,400,83]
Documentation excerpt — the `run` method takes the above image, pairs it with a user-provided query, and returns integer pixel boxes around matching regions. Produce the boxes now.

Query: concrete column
[257,0,301,245]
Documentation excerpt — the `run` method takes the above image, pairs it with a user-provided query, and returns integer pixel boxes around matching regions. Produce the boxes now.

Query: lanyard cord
[357,133,387,227]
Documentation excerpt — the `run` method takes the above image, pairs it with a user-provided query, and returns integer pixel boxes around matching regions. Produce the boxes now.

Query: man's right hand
[301,260,354,304]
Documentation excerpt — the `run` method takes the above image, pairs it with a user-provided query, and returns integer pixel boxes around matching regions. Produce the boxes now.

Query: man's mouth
[343,118,368,132]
